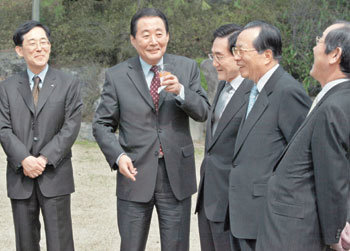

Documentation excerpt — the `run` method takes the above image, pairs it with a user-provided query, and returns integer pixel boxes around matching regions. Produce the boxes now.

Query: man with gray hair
[229,21,311,250]
[256,21,350,251]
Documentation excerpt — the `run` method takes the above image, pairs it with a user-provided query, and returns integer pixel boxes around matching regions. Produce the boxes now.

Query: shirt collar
[139,57,164,76]
[228,75,244,91]
[256,64,279,92]
[27,64,49,84]
[316,78,350,102]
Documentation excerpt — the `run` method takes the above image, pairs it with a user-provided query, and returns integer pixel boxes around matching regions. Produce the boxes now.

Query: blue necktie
[246,85,259,118]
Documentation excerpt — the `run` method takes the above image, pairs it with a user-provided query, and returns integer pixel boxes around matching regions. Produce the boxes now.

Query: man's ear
[264,49,274,64]
[330,47,342,65]
[15,46,23,57]
[130,35,136,49]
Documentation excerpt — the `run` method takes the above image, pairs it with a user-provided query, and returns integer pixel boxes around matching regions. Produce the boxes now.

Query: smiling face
[234,27,268,83]
[130,16,169,65]
[211,36,240,82]
[15,26,51,74]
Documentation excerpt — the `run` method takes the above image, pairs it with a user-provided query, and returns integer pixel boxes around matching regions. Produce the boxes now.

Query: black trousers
[117,158,191,251]
[197,202,231,251]
[10,181,74,251]
[230,234,256,251]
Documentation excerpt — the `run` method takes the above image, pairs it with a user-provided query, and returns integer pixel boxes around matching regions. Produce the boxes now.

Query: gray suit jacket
[0,67,82,199]
[195,79,253,222]
[256,81,350,251]
[229,66,311,239]
[93,54,209,202]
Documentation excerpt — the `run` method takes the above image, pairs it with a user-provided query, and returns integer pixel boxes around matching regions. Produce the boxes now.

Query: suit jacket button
[154,151,159,156]
[33,137,39,142]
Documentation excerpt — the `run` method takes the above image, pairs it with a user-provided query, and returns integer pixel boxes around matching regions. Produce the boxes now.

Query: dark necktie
[149,65,163,156]
[32,75,41,106]
[212,83,233,136]
[150,65,160,111]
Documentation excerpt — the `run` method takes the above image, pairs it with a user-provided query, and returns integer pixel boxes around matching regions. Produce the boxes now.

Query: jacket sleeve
[278,84,311,142]
[0,83,31,171]
[312,103,349,245]
[92,71,124,170]
[175,59,210,122]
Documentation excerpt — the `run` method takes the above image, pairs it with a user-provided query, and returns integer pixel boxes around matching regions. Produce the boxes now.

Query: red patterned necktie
[149,65,164,156]
[150,65,160,111]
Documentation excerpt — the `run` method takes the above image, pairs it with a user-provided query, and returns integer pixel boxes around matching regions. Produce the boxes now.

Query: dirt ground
[0,140,204,251]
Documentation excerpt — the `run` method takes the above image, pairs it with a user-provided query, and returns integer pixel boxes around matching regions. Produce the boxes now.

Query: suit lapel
[17,71,35,115]
[36,67,57,115]
[233,66,284,159]
[209,79,252,150]
[273,80,350,171]
[127,57,155,110]
[206,80,225,148]
[234,88,269,158]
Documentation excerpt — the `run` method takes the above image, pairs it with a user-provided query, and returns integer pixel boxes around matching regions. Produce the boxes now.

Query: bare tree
[32,0,40,21]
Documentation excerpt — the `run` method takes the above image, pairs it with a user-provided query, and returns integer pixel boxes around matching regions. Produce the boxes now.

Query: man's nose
[150,35,158,44]
[35,43,43,51]
[233,53,241,61]
[212,58,219,67]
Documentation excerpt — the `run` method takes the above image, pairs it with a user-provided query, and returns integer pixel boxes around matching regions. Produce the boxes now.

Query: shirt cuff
[116,153,125,167]
[175,84,185,101]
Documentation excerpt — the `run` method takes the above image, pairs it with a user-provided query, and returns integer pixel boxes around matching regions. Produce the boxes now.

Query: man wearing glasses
[0,21,82,251]
[195,23,253,251]
[256,21,350,251]
[228,21,311,250]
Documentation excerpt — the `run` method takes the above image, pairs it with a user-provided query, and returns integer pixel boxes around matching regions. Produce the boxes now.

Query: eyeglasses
[315,36,324,44]
[24,39,50,50]
[231,47,256,57]
[208,53,226,62]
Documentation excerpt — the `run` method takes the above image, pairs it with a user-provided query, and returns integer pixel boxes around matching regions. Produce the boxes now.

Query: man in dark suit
[228,21,311,250]
[195,23,253,251]
[92,8,209,251]
[0,21,82,251]
[256,21,350,251]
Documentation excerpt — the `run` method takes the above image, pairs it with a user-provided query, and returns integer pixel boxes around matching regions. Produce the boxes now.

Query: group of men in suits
[2,6,350,251]
[197,19,350,251]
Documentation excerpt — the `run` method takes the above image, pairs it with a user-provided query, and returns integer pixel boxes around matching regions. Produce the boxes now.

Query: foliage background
[1,0,350,93]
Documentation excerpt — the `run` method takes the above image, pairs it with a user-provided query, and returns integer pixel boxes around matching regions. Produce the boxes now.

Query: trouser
[11,181,74,251]
[230,234,256,251]
[197,201,231,251]
[117,158,191,251]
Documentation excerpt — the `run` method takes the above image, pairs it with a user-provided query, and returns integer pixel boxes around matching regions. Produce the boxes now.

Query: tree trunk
[32,0,40,21]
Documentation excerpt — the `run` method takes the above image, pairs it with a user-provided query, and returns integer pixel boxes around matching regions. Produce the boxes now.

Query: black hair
[13,20,50,46]
[212,23,242,54]
[243,20,282,61]
[130,8,169,38]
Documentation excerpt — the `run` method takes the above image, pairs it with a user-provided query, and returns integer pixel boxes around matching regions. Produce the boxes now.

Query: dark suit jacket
[229,66,311,239]
[0,67,82,199]
[93,54,209,202]
[195,78,253,222]
[256,81,350,251]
